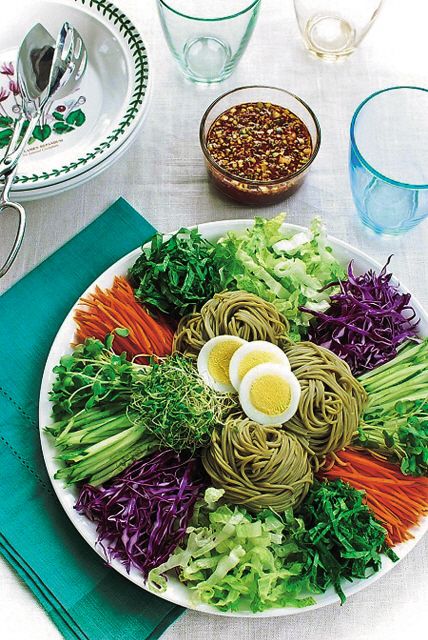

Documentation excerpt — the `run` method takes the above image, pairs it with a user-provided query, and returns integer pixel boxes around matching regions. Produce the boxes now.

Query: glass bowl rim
[350,85,428,191]
[199,85,322,187]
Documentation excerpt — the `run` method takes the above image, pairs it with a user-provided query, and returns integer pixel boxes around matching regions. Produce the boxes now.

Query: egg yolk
[208,341,244,384]
[238,351,285,385]
[249,373,292,416]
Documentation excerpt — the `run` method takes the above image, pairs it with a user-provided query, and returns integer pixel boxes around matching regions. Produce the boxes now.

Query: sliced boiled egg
[239,363,301,425]
[229,340,291,392]
[197,335,247,392]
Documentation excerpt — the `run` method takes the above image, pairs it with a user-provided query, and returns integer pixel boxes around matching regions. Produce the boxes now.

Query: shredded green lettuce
[215,214,345,340]
[147,488,316,613]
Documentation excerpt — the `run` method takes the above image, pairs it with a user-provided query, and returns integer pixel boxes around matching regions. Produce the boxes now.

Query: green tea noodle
[202,416,313,513]
[283,342,368,466]
[173,290,290,358]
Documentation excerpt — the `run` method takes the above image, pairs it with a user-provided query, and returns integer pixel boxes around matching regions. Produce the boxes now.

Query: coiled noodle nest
[283,342,368,465]
[173,290,290,358]
[202,416,313,513]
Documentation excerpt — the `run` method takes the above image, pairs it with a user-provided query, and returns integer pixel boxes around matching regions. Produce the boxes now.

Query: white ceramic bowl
[0,0,151,200]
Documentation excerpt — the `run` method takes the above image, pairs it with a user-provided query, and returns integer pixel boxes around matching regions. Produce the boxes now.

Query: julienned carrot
[74,276,175,364]
[316,448,428,546]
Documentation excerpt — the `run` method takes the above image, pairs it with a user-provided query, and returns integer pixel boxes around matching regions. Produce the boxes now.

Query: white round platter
[0,0,151,198]
[39,219,428,617]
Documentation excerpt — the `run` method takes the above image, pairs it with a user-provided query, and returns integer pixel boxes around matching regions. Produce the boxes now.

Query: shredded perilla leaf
[129,228,223,316]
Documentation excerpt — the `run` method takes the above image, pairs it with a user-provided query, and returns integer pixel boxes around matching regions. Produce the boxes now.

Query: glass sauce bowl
[199,85,321,205]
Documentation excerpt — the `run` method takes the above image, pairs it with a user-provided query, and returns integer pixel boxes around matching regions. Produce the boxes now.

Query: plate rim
[38,218,428,617]
[10,78,153,201]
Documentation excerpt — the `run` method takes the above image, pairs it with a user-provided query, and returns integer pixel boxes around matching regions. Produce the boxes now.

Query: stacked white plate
[1,0,151,201]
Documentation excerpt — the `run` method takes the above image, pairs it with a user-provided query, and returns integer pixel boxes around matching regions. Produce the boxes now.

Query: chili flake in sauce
[206,102,313,182]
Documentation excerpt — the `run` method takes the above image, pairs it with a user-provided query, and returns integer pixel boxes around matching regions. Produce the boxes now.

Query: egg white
[238,362,301,425]
[229,340,291,392]
[197,335,247,392]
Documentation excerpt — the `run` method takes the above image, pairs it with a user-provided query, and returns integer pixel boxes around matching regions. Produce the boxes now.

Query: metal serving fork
[42,26,87,125]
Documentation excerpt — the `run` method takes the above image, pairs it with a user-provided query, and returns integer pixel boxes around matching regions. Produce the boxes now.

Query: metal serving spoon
[0,22,87,278]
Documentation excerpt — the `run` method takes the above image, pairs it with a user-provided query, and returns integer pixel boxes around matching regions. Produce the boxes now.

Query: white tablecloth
[1,1,428,638]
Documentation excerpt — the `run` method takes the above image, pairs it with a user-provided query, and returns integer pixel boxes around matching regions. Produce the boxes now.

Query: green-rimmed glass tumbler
[156,0,261,84]
[349,87,428,235]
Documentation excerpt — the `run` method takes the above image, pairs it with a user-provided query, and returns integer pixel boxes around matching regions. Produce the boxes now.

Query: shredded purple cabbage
[75,449,206,579]
[301,257,420,376]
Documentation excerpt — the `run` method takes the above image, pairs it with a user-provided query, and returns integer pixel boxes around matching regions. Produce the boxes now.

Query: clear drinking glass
[293,0,384,60]
[156,0,261,83]
[349,87,428,236]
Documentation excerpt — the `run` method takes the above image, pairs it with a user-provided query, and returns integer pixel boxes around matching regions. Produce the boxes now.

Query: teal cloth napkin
[0,198,184,640]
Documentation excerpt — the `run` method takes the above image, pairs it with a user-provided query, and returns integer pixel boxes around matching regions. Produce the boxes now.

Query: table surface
[1,1,428,639]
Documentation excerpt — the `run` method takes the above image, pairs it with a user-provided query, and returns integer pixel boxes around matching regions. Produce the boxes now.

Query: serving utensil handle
[0,114,40,177]
[0,167,27,278]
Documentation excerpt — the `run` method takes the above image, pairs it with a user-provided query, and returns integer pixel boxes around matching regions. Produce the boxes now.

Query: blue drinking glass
[349,87,428,235]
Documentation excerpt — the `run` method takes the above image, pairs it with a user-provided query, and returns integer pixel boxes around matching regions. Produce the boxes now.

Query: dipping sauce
[206,102,313,183]
[199,87,321,206]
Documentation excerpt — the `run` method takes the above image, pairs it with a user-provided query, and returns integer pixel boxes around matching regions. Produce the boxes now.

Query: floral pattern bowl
[1,0,151,200]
